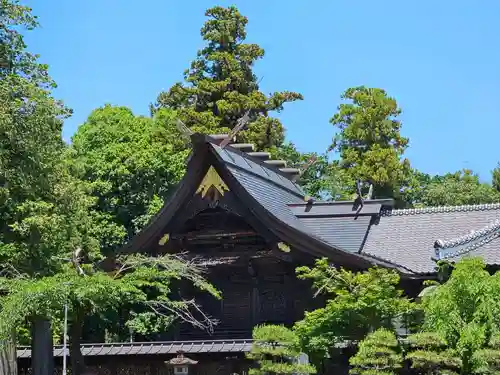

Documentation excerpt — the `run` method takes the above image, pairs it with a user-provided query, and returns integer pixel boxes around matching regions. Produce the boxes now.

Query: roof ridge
[434,219,500,249]
[381,202,500,216]
[208,142,306,199]
[205,134,300,182]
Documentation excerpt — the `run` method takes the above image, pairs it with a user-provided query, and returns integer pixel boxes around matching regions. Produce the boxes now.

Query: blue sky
[24,1,500,181]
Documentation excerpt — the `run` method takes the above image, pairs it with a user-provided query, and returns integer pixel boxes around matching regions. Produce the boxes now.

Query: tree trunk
[31,316,54,375]
[69,309,85,375]
[0,330,17,375]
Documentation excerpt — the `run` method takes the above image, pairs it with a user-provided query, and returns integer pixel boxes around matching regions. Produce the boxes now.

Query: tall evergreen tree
[493,163,500,193]
[0,1,84,374]
[155,6,302,151]
[329,87,410,201]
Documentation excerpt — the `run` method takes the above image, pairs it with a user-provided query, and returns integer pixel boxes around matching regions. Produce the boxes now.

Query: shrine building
[17,133,500,375]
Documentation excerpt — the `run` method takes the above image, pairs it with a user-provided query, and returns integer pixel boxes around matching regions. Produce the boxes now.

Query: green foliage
[294,258,414,361]
[329,87,410,200]
[493,164,500,192]
[326,87,499,207]
[0,254,221,342]
[70,105,187,251]
[349,328,403,375]
[0,0,54,88]
[155,6,302,151]
[274,143,350,200]
[406,332,461,375]
[410,258,500,375]
[418,170,499,206]
[0,3,120,360]
[0,0,106,278]
[247,325,315,375]
[473,334,500,375]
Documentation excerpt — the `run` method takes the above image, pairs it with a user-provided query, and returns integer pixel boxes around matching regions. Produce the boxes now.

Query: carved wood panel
[258,287,288,324]
[220,280,253,331]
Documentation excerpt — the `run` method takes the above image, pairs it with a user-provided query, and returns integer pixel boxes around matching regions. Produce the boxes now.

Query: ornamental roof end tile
[434,219,500,250]
[434,219,500,261]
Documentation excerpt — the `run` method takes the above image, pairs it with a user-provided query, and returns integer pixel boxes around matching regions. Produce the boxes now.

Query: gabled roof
[120,133,500,277]
[120,134,397,271]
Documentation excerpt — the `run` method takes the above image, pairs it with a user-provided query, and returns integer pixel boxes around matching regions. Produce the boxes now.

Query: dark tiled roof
[212,143,305,197]
[362,204,500,274]
[214,145,337,247]
[226,165,306,228]
[298,216,372,253]
[435,218,500,262]
[212,142,308,232]
[212,144,391,262]
[289,200,393,253]
[17,339,362,359]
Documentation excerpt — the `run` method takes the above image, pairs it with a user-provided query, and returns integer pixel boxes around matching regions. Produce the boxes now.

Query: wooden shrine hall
[17,133,500,375]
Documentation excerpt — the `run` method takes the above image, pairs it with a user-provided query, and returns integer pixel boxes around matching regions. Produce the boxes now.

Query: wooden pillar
[251,285,259,327]
[31,317,53,375]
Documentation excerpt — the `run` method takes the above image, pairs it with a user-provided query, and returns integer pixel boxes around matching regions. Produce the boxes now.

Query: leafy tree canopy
[0,4,122,373]
[0,0,97,277]
[417,169,500,207]
[69,105,187,252]
[410,258,500,375]
[0,0,54,88]
[155,6,302,151]
[293,258,414,362]
[0,252,221,373]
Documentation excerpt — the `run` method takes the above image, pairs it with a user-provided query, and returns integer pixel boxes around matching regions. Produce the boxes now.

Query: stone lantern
[165,352,198,375]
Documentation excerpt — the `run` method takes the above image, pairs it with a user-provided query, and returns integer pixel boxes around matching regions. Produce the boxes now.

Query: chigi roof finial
[366,183,373,200]
[355,180,374,208]
[220,110,251,148]
[175,119,194,140]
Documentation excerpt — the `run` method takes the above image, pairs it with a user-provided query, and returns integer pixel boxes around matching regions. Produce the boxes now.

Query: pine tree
[247,325,315,375]
[349,329,403,375]
[406,332,460,375]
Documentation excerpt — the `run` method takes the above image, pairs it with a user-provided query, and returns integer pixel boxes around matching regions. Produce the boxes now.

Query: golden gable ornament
[196,166,229,201]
